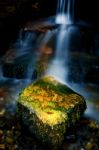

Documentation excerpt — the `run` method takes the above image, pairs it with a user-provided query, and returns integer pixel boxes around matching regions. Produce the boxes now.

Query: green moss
[34,76,73,95]
[48,101,57,108]
[17,76,86,149]
[55,106,66,112]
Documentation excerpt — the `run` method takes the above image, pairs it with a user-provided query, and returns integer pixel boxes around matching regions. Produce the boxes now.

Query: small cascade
[1,0,74,83]
[15,30,36,57]
[56,0,73,24]
[47,0,74,84]
[2,30,38,80]
[47,28,69,83]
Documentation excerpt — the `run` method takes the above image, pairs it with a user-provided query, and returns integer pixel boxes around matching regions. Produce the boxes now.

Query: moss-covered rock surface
[17,76,86,149]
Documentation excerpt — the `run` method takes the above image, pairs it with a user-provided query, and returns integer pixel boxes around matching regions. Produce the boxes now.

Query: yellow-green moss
[17,76,86,149]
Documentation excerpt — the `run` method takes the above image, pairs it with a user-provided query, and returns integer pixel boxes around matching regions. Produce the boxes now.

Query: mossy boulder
[17,76,86,149]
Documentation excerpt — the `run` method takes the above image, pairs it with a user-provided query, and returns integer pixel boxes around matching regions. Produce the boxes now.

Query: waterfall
[46,28,69,84]
[47,0,74,84]
[1,0,74,83]
[57,0,66,15]
[56,0,73,24]
[56,0,67,24]
[67,0,71,20]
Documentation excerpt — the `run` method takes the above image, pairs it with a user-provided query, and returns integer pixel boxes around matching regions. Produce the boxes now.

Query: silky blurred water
[0,16,99,122]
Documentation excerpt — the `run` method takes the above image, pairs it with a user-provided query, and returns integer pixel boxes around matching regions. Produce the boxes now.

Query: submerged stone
[17,76,86,149]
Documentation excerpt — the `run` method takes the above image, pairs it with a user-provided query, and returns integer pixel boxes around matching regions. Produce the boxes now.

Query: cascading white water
[56,0,72,24]
[47,28,69,84]
[47,0,73,84]
[56,0,67,24]
[1,0,73,83]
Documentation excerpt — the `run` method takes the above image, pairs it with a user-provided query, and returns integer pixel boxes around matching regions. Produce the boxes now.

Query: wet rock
[3,63,28,79]
[85,142,93,150]
[0,119,5,128]
[6,137,13,144]
[0,109,5,117]
[84,67,99,84]
[0,130,3,137]
[0,144,5,149]
[17,76,86,149]
[0,130,4,144]
[65,134,76,143]
[68,52,99,84]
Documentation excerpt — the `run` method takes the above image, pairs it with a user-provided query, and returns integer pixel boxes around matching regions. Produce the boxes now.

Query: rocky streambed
[0,19,99,150]
[0,77,99,150]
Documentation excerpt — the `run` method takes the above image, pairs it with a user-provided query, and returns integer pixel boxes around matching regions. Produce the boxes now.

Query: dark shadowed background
[0,0,99,56]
